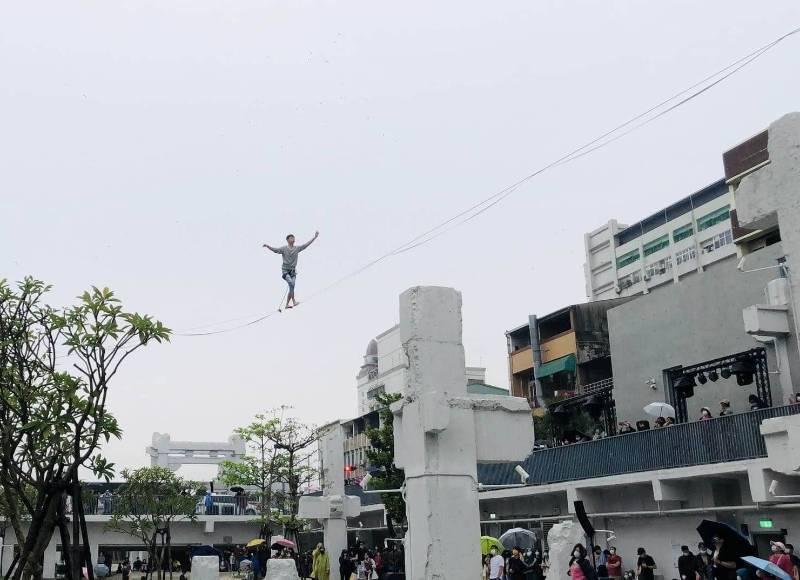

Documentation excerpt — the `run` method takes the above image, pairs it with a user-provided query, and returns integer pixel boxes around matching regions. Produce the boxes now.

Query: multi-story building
[584,179,737,301]
[356,324,490,415]
[478,113,800,572]
[506,300,630,407]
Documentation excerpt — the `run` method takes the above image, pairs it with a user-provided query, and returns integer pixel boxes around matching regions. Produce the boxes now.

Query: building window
[696,205,731,231]
[616,249,641,269]
[675,246,697,266]
[643,235,669,257]
[645,256,673,278]
[700,229,734,254]
[367,385,385,400]
[617,270,641,289]
[673,223,694,243]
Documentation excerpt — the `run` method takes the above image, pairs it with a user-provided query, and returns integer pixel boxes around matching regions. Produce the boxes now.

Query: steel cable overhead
[175,26,800,337]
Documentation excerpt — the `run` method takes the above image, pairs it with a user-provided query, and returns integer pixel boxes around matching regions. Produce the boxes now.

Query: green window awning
[536,354,576,379]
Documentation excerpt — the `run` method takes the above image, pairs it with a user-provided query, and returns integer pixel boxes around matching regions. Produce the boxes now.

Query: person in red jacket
[767,542,795,579]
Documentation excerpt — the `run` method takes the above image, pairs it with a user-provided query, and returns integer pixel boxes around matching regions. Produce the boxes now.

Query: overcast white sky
[2,1,799,481]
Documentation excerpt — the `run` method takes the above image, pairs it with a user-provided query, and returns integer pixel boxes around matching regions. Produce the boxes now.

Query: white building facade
[355,324,487,415]
[585,179,737,301]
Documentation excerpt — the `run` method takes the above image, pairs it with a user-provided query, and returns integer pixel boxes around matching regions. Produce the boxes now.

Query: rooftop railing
[478,404,800,486]
[80,494,259,517]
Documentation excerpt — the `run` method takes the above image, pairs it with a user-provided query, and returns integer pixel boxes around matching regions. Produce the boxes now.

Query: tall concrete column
[392,286,534,579]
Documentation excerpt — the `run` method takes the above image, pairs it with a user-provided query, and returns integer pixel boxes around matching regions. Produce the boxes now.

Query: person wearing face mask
[568,544,597,580]
[607,547,623,580]
[764,542,794,579]
[636,547,656,580]
[489,547,505,580]
[678,546,700,580]
[311,544,330,580]
[696,543,712,580]
[528,549,544,580]
[700,408,713,421]
[507,547,530,580]
[594,546,608,578]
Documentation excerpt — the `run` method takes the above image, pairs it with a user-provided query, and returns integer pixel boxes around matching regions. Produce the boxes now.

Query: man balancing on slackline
[263,230,319,310]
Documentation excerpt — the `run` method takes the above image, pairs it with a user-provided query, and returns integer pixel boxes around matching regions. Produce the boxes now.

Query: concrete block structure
[147,432,246,474]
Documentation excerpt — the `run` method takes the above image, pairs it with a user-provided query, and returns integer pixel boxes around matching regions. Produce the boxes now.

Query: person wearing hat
[719,400,733,417]
[765,542,794,579]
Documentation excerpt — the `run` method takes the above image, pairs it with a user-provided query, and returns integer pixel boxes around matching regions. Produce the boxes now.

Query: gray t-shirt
[272,242,310,272]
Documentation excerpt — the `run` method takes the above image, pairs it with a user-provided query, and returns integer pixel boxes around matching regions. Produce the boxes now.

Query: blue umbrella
[742,556,792,580]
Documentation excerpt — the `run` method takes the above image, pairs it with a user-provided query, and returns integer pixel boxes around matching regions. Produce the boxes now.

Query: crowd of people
[551,391,800,448]
[242,540,405,580]
[480,533,800,580]
[483,546,548,580]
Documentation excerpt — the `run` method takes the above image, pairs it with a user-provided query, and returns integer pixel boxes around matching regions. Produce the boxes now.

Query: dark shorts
[282,270,296,290]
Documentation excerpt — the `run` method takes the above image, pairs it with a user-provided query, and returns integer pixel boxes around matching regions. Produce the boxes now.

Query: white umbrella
[643,402,675,418]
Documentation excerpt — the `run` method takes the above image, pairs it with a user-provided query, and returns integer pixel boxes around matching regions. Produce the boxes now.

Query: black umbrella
[230,486,245,493]
[562,429,590,442]
[190,545,223,559]
[696,520,753,559]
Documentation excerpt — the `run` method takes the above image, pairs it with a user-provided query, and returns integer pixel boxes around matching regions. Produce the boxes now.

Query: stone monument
[265,559,300,580]
[546,521,585,580]
[298,424,361,580]
[190,556,220,580]
[391,286,534,579]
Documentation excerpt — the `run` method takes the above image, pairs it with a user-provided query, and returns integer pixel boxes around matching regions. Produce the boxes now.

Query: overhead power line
[175,25,800,337]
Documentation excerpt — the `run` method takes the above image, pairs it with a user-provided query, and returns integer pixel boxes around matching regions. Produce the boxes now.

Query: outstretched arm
[297,230,319,251]
[262,243,282,253]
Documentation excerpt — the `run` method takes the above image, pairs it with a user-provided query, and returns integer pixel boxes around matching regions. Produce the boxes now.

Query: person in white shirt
[489,548,505,580]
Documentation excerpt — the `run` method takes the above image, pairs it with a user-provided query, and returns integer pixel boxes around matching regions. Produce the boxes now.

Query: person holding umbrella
[507,547,529,580]
[711,535,738,580]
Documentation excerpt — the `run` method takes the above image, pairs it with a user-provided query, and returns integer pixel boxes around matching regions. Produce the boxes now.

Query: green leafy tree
[264,408,318,543]
[365,392,405,537]
[0,278,170,580]
[107,467,198,580]
[222,409,318,544]
[219,414,286,539]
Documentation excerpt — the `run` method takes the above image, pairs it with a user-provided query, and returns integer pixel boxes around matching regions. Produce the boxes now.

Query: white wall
[4,519,261,580]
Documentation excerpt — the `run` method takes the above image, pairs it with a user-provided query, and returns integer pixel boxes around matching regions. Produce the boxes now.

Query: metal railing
[579,377,613,395]
[478,404,800,486]
[80,494,259,516]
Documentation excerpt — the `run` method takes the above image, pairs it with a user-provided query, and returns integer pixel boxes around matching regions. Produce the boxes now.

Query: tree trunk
[75,487,94,580]
[4,552,20,580]
[56,495,74,580]
[70,483,81,580]
[157,537,165,580]
[15,493,59,580]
